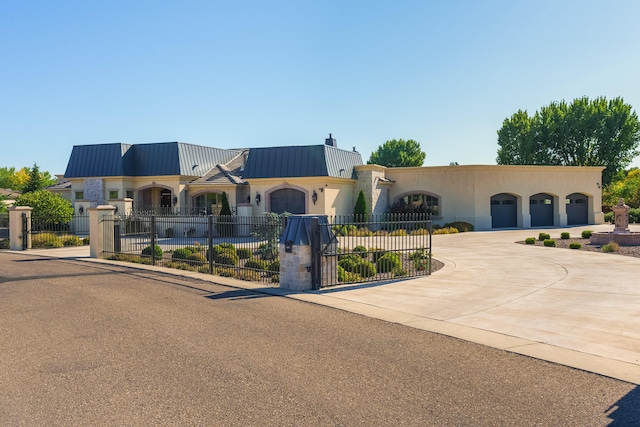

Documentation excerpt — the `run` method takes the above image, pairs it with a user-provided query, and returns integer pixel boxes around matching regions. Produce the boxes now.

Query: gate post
[310,217,321,290]
[89,205,116,258]
[8,206,32,251]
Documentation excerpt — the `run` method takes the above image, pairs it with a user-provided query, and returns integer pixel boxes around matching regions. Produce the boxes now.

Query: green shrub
[543,239,556,247]
[237,247,252,259]
[332,224,357,236]
[538,232,551,241]
[630,208,640,223]
[245,259,268,270]
[376,252,401,273]
[560,232,570,239]
[393,268,408,277]
[444,221,474,232]
[410,228,430,235]
[172,247,192,261]
[604,211,614,223]
[187,253,207,266]
[601,242,619,253]
[215,251,239,266]
[207,244,238,261]
[62,235,83,246]
[390,229,408,236]
[370,249,387,263]
[267,260,280,276]
[353,245,368,258]
[409,248,430,271]
[142,244,163,260]
[184,246,199,253]
[372,229,389,236]
[82,237,90,245]
[337,265,363,283]
[433,227,459,235]
[525,237,536,245]
[581,230,593,239]
[31,232,63,248]
[339,257,377,278]
[569,242,582,249]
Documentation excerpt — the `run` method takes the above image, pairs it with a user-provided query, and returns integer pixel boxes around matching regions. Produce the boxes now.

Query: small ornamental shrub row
[601,242,620,253]
[581,230,593,239]
[543,239,556,247]
[433,227,459,235]
[560,232,570,239]
[32,233,85,248]
[525,237,536,245]
[538,232,551,241]
[569,242,582,249]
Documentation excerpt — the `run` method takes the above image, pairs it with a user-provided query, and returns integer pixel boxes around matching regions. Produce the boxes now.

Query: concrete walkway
[15,223,640,384]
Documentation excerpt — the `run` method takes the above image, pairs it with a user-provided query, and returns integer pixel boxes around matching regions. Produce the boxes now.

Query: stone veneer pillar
[354,164,389,216]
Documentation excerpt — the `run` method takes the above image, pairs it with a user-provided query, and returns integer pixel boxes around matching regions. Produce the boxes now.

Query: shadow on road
[204,288,270,301]
[607,385,640,426]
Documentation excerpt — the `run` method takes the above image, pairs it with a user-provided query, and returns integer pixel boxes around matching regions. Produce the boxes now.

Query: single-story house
[53,135,604,230]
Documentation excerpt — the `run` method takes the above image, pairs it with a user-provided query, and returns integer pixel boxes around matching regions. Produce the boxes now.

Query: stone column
[8,206,32,251]
[89,205,116,258]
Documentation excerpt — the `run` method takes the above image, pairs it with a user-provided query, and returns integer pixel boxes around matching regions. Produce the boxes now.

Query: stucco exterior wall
[384,165,604,230]
[246,177,355,217]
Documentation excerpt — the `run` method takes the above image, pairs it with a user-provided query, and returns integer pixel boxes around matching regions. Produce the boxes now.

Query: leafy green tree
[354,190,368,223]
[21,163,57,193]
[603,168,640,207]
[497,96,640,185]
[0,167,19,190]
[14,190,74,225]
[368,139,426,167]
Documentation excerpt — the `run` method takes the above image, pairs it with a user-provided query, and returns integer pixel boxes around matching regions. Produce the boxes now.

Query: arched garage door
[491,193,517,228]
[270,188,305,214]
[566,193,588,225]
[530,193,554,227]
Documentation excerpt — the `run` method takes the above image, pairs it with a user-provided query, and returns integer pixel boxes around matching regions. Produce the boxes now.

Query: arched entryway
[270,188,305,214]
[566,193,588,225]
[491,193,517,228]
[530,193,554,227]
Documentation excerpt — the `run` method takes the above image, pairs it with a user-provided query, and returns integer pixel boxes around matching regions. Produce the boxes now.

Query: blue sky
[3,0,640,175]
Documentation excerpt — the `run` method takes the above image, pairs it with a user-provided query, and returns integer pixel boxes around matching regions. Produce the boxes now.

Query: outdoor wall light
[173,196,178,205]
[312,190,318,205]
[255,192,261,206]
[78,206,84,215]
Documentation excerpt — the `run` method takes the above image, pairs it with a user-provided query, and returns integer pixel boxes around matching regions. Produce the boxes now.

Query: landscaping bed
[518,234,640,258]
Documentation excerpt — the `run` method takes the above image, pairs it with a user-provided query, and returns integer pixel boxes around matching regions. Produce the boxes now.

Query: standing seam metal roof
[242,145,363,179]
[64,142,242,178]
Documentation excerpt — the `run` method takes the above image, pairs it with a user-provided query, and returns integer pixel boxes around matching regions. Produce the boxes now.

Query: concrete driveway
[17,223,640,384]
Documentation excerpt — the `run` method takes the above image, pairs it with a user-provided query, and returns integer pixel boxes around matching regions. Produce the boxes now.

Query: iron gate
[316,213,432,288]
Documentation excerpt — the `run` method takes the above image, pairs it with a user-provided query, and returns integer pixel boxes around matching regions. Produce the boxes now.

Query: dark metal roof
[242,145,363,179]
[64,142,242,178]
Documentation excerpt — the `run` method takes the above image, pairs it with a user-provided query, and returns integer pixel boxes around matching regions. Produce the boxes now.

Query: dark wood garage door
[566,193,588,225]
[270,188,306,214]
[491,193,517,228]
[530,193,554,227]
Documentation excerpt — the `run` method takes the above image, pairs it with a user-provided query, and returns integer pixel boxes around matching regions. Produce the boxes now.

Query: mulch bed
[517,237,640,258]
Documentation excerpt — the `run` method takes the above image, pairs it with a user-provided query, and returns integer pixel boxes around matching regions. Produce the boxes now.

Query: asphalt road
[0,252,638,426]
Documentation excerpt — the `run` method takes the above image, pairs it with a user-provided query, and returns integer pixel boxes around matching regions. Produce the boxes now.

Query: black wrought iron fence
[101,213,286,284]
[27,213,90,249]
[319,213,432,287]
[0,213,9,249]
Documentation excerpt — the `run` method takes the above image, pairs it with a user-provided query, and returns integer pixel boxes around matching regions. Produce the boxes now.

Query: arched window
[392,193,439,216]
[193,192,222,215]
